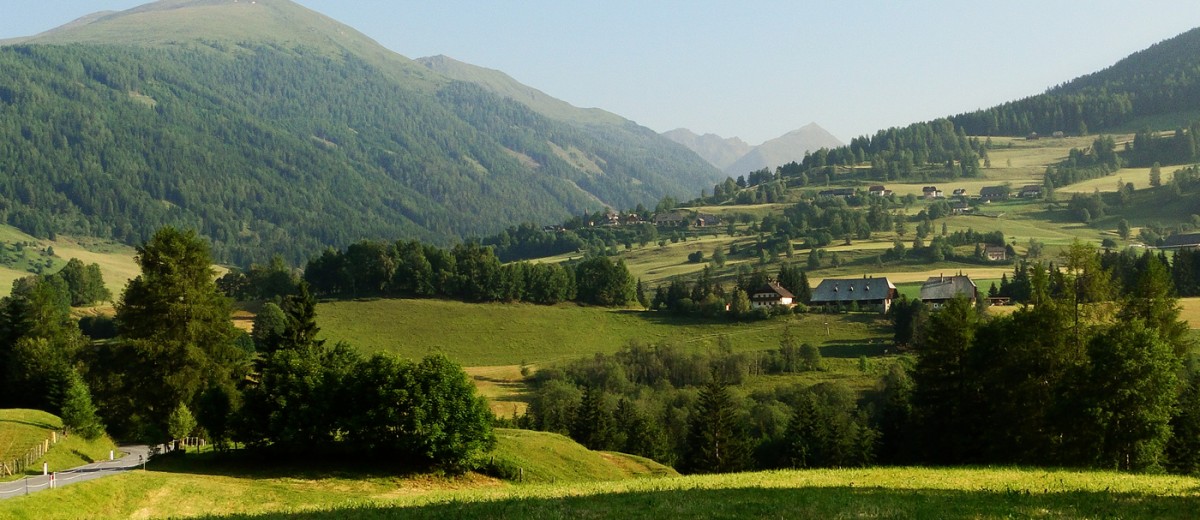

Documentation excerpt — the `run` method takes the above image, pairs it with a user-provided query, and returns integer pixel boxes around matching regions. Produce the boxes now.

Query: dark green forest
[950,27,1200,136]
[0,42,718,266]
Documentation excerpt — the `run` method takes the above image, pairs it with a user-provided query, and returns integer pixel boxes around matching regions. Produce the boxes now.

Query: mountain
[950,27,1200,136]
[661,129,752,171]
[0,0,721,265]
[723,123,844,176]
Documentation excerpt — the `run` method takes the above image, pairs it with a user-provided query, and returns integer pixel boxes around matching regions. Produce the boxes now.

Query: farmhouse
[694,213,721,227]
[952,188,967,197]
[869,185,892,196]
[979,186,1008,202]
[653,212,688,226]
[922,186,943,199]
[919,274,977,308]
[1018,185,1043,198]
[818,187,856,198]
[985,245,1008,262]
[810,276,896,314]
[749,281,795,309]
[1161,232,1200,250]
[950,201,972,215]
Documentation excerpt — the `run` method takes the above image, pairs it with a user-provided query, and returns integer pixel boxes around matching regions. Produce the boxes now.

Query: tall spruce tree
[682,376,750,473]
[113,227,246,437]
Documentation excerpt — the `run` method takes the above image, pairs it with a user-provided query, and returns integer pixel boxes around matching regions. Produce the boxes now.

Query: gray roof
[1163,233,1200,248]
[811,277,895,303]
[980,186,1007,196]
[919,275,977,301]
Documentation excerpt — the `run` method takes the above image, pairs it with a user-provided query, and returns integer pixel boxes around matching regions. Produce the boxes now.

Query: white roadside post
[42,462,47,476]
[109,450,114,461]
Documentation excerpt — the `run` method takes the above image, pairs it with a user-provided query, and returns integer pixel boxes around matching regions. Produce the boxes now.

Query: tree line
[300,240,636,307]
[0,227,494,470]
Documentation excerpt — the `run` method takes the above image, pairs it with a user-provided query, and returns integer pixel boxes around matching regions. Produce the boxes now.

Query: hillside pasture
[316,299,889,367]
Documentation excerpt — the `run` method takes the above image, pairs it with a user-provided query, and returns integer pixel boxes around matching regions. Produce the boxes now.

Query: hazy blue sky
[4,1,1200,144]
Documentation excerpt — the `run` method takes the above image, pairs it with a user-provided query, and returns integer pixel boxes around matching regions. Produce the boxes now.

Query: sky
[3,1,1200,145]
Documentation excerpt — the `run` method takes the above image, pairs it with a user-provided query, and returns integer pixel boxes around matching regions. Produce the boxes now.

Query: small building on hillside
[750,282,795,309]
[952,188,967,197]
[950,201,972,215]
[1019,185,1043,198]
[985,245,1008,262]
[694,213,721,227]
[979,186,1009,202]
[919,274,977,308]
[653,212,688,226]
[922,186,943,199]
[818,187,856,198]
[1161,233,1200,250]
[869,185,892,196]
[810,276,896,314]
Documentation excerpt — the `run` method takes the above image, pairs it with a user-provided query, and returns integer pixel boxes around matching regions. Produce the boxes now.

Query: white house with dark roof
[810,276,896,314]
[750,282,795,309]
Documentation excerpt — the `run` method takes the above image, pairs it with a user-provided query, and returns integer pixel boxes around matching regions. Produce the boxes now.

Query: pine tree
[570,386,613,450]
[60,370,104,439]
[682,376,750,473]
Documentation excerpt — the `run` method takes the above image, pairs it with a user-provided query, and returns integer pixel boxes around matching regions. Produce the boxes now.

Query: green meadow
[316,298,890,367]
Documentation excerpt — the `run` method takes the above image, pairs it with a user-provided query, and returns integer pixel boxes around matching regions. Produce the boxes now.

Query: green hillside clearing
[316,299,889,367]
[0,409,119,480]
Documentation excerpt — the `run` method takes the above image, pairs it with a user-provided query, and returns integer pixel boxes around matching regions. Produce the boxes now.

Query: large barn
[810,276,896,314]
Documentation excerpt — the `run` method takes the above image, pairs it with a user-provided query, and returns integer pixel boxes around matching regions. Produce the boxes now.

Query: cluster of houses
[817,184,1044,206]
[580,210,723,228]
[748,273,983,314]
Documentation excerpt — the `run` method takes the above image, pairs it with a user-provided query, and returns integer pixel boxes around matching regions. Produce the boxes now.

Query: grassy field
[316,299,889,367]
[0,409,119,480]
[0,225,138,298]
[2,460,1197,519]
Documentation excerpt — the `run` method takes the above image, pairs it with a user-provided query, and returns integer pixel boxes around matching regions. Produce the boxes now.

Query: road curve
[0,445,150,500]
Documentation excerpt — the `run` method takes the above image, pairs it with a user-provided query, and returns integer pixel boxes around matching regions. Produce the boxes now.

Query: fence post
[42,462,47,476]
[109,450,114,461]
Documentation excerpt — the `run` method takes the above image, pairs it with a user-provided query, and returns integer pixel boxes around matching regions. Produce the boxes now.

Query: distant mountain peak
[661,128,752,170]
[722,124,843,176]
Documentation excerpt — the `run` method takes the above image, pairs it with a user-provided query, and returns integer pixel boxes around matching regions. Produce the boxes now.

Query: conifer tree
[682,376,750,473]
[60,370,104,439]
[570,385,613,450]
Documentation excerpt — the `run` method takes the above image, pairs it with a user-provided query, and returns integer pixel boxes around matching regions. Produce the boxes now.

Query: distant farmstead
[919,274,977,308]
[818,188,856,198]
[810,276,896,314]
[979,186,1008,202]
[750,282,795,309]
[985,246,1008,262]
[1018,185,1043,198]
[922,186,943,199]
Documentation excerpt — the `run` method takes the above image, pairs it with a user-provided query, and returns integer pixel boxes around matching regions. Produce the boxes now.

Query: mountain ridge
[0,0,721,264]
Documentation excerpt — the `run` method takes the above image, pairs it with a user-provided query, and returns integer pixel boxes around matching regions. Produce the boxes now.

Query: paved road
[0,445,150,500]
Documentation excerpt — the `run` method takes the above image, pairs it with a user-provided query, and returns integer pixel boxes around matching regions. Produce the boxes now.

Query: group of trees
[907,243,1191,470]
[4,227,493,470]
[648,264,811,320]
[302,240,634,307]
[520,338,871,473]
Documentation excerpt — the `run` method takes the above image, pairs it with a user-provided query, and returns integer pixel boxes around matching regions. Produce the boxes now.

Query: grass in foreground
[3,461,1198,519]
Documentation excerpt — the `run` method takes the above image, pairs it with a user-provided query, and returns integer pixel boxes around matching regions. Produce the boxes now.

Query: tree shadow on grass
[0,418,58,430]
[190,485,1200,520]
[146,450,440,481]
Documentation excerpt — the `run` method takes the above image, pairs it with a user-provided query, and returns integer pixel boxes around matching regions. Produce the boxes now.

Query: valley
[2,1,1200,518]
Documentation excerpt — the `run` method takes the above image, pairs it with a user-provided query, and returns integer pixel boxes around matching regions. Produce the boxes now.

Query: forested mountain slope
[0,0,720,265]
[950,27,1200,136]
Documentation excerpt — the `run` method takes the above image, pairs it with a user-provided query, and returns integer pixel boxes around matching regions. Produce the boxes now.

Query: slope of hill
[0,409,118,479]
[724,123,844,176]
[0,0,721,265]
[950,26,1200,135]
[661,128,753,170]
